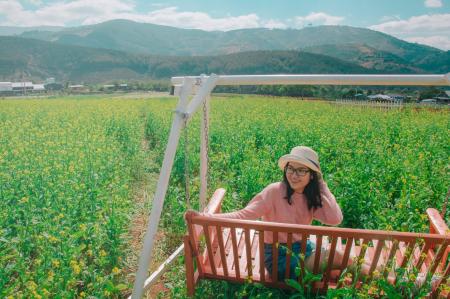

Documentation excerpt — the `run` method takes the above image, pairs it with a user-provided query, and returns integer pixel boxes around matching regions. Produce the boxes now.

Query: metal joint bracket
[173,109,190,120]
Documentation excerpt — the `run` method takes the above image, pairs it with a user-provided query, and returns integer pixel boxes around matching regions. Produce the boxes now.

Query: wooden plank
[216,225,229,277]
[222,227,235,274]
[259,230,265,282]
[184,236,195,296]
[415,241,432,272]
[368,239,384,276]
[313,235,323,275]
[191,215,450,243]
[245,229,253,278]
[298,233,309,284]
[400,241,416,269]
[251,230,260,275]
[203,224,217,276]
[285,233,293,280]
[431,261,449,298]
[427,240,449,277]
[358,239,370,261]
[272,231,279,282]
[383,240,399,280]
[341,237,354,271]
[230,227,240,279]
[322,236,338,292]
[336,237,354,289]
[211,226,222,269]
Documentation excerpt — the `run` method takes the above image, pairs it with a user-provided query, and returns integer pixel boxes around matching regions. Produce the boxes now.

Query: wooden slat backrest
[188,215,449,283]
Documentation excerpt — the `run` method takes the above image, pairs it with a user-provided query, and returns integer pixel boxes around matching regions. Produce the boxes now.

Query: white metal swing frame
[131,73,450,298]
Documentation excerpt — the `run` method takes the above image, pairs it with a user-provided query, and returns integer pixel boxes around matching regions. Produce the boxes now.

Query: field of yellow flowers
[0,95,448,298]
[0,97,159,298]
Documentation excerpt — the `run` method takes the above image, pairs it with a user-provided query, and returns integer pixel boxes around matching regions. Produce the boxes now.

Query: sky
[0,0,449,50]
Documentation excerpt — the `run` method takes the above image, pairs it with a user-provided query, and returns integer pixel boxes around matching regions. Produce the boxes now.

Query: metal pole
[172,73,450,87]
[131,81,193,299]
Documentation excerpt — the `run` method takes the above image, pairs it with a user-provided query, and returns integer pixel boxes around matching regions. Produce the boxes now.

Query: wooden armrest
[203,188,226,214]
[426,208,449,235]
[185,189,226,250]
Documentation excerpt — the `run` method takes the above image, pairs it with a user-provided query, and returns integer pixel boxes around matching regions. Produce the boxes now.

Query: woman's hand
[184,209,202,221]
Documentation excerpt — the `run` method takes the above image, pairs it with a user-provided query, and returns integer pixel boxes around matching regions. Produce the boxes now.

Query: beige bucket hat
[278,146,322,176]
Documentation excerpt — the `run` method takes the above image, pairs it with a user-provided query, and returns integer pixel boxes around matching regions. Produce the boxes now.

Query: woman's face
[285,162,311,193]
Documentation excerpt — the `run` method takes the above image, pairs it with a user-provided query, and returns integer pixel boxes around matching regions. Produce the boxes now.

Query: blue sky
[1,0,449,49]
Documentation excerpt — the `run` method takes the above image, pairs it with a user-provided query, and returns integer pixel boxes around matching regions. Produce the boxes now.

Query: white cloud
[120,6,262,31]
[0,1,279,31]
[294,12,344,27]
[405,35,450,50]
[262,19,287,30]
[424,0,442,8]
[0,0,135,26]
[370,14,450,50]
[379,15,401,22]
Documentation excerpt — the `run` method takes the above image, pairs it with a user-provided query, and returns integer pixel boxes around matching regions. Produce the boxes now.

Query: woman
[186,146,345,280]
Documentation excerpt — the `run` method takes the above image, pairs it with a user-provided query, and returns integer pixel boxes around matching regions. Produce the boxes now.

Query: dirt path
[122,137,173,298]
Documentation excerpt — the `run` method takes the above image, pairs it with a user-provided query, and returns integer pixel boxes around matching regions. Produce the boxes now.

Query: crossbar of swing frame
[131,73,450,299]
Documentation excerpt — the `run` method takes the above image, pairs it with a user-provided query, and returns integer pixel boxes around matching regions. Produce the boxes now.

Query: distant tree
[418,87,446,100]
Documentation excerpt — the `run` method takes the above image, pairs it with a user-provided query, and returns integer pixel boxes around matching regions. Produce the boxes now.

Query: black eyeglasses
[285,165,310,177]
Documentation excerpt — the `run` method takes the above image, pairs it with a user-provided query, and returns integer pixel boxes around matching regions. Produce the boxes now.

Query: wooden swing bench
[184,189,450,297]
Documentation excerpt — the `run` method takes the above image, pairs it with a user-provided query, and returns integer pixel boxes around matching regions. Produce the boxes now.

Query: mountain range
[0,19,448,83]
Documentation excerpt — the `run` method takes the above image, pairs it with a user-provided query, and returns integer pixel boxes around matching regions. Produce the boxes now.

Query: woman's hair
[283,163,322,210]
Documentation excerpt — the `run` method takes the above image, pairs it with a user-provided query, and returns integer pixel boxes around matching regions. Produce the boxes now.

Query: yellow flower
[42,288,50,296]
[52,259,60,268]
[79,224,87,231]
[100,249,107,257]
[49,235,58,243]
[70,260,81,275]
[48,270,54,282]
[32,291,42,299]
[26,280,37,291]
[20,197,29,204]
[112,267,120,275]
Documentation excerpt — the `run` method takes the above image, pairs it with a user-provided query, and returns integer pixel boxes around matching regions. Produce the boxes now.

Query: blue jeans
[264,241,314,281]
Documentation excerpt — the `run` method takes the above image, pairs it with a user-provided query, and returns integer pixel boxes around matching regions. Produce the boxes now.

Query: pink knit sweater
[210,180,343,243]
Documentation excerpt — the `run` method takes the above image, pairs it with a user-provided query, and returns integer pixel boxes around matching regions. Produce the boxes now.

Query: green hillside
[11,20,446,72]
[0,36,374,83]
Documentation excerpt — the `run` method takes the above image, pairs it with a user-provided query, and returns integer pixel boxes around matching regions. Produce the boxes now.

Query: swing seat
[184,189,450,297]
